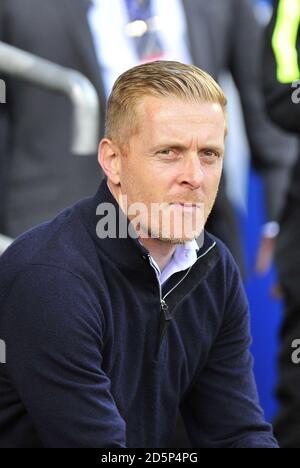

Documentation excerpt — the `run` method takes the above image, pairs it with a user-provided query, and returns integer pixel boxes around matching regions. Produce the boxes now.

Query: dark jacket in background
[0,0,106,236]
[263,0,300,300]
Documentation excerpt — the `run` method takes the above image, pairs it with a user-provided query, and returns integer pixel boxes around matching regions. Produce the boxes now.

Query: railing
[0,42,101,254]
[0,41,100,155]
[0,234,13,255]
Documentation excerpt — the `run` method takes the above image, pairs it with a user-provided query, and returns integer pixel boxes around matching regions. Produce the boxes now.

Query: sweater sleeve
[1,264,126,448]
[180,254,278,448]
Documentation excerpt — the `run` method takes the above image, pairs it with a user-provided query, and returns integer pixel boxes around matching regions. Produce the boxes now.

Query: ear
[98,138,122,185]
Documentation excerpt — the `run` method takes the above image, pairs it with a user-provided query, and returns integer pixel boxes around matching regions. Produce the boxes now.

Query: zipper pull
[161,299,171,321]
[155,299,171,359]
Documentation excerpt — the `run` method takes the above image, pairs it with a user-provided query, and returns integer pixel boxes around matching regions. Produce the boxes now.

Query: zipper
[147,255,171,357]
[147,241,217,359]
[162,241,216,302]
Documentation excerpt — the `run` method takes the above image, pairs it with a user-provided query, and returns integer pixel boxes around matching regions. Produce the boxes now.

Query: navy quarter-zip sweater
[0,180,278,448]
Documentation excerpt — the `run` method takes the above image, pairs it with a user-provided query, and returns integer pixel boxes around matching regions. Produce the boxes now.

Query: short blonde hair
[105,61,227,148]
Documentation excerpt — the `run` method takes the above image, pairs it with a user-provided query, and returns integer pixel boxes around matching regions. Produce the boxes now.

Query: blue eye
[203,150,218,157]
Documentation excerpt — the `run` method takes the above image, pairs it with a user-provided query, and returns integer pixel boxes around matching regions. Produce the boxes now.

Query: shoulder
[0,201,101,306]
[204,230,247,310]
[0,261,105,354]
[205,230,241,277]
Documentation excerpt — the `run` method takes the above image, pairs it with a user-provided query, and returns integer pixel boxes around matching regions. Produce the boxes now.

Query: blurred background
[227,0,280,422]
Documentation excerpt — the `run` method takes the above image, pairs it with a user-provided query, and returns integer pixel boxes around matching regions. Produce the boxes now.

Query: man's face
[117,96,226,244]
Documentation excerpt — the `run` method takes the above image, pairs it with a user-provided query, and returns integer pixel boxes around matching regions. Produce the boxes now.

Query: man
[0,61,278,448]
[0,0,297,277]
[263,0,300,448]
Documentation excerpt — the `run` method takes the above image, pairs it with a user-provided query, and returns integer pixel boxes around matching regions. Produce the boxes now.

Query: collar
[173,239,200,265]
[147,239,200,284]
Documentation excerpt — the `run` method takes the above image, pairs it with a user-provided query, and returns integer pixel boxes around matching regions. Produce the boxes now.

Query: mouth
[170,202,202,212]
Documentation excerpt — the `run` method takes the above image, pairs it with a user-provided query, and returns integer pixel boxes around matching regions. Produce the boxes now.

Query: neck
[139,236,176,272]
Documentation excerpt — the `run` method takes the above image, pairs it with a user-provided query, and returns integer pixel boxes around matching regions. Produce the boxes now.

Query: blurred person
[0,0,106,237]
[263,0,300,448]
[0,0,297,277]
[0,61,279,448]
[0,98,9,235]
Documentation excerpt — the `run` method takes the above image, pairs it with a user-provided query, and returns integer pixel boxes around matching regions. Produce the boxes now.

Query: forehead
[132,96,226,147]
[135,95,226,142]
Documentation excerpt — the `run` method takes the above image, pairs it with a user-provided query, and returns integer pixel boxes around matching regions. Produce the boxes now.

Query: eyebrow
[150,142,225,154]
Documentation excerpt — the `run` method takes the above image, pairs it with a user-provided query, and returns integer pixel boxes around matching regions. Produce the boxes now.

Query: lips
[171,202,202,208]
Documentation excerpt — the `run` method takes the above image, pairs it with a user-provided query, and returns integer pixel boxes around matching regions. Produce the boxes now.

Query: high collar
[77,179,218,273]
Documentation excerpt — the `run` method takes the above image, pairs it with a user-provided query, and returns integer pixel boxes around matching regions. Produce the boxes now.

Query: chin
[158,233,199,245]
[160,238,187,245]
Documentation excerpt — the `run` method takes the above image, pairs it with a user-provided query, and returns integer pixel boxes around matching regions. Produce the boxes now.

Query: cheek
[121,157,145,189]
[141,160,178,192]
[123,161,161,201]
[203,168,222,195]
[152,162,182,187]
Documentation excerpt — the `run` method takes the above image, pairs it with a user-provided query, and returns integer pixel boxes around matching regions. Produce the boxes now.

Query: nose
[178,152,204,190]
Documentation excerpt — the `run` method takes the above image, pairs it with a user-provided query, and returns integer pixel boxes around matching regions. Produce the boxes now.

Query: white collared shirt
[87,0,193,97]
[150,239,200,286]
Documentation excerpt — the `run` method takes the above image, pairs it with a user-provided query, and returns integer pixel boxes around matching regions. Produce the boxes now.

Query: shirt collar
[149,240,200,285]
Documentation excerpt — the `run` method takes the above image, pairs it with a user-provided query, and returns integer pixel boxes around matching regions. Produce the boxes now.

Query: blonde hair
[105,61,227,148]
